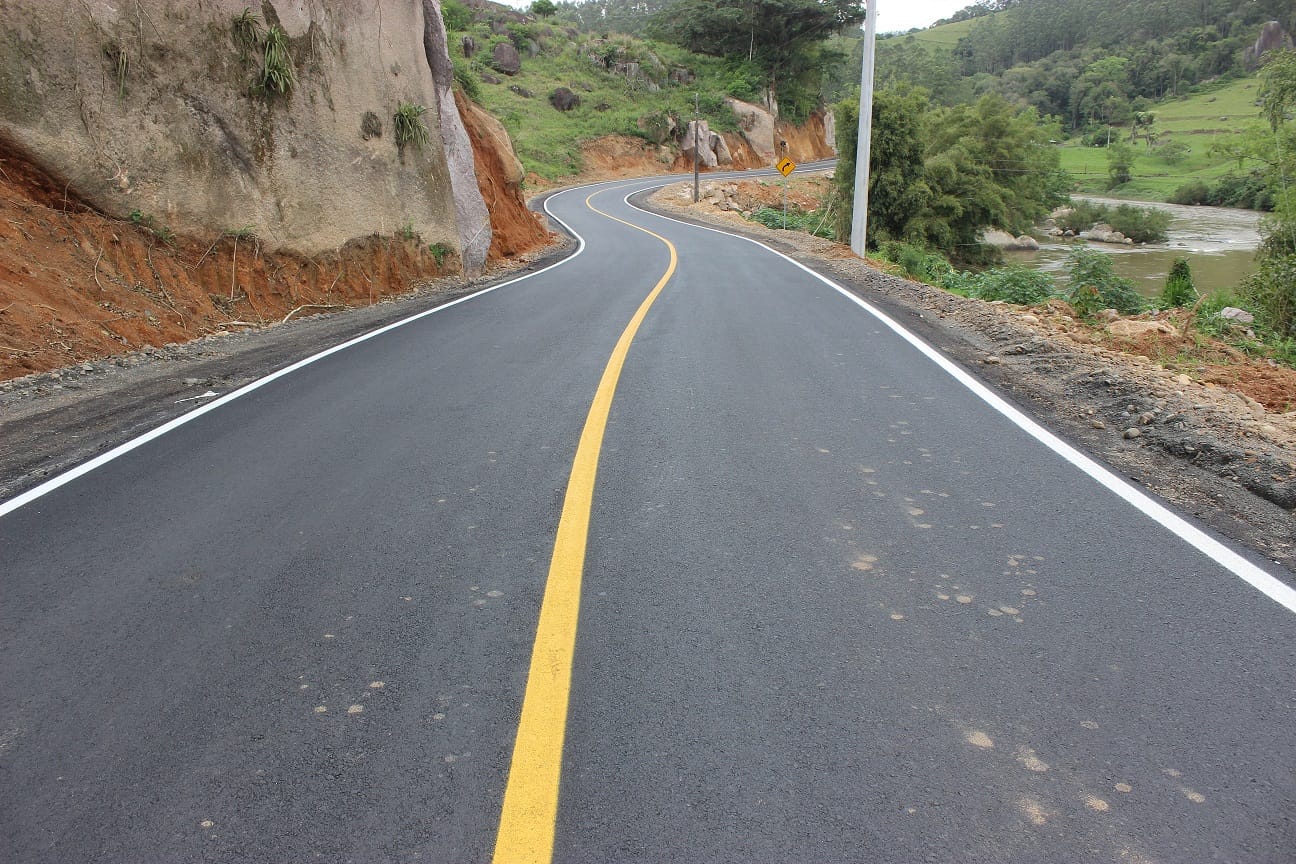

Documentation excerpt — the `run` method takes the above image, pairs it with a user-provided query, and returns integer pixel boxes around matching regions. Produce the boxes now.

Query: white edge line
[0,188,593,520]
[621,184,1296,615]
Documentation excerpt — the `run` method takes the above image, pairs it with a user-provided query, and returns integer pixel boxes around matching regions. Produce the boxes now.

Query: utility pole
[693,92,700,203]
[849,0,878,257]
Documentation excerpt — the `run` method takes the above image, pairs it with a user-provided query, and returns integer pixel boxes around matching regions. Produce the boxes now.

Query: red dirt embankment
[0,102,551,383]
[459,93,552,259]
[532,111,837,185]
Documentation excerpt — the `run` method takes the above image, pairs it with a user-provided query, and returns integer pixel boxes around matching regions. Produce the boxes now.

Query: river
[1004,196,1264,298]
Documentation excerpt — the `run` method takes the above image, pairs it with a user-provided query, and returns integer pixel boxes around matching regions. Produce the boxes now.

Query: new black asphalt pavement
[2,173,1293,863]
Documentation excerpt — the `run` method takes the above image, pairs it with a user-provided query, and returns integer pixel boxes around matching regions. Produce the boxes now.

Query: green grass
[905,17,978,46]
[1056,75,1267,201]
[1151,77,1262,134]
[455,22,741,180]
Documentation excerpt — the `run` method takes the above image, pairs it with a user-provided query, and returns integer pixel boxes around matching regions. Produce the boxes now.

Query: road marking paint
[0,188,597,521]
[623,187,1296,615]
[492,188,677,864]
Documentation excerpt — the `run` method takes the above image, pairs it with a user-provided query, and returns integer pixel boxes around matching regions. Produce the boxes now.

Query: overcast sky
[489,1,976,36]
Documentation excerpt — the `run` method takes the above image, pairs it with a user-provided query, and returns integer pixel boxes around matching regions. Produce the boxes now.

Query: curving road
[2,170,1294,863]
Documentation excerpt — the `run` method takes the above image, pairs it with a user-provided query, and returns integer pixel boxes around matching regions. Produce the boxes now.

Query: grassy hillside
[446,10,740,180]
[905,18,977,48]
[1058,76,1265,198]
[1153,76,1262,133]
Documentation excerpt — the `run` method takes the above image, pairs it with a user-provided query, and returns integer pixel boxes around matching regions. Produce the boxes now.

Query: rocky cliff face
[0,0,502,275]
[1244,21,1293,70]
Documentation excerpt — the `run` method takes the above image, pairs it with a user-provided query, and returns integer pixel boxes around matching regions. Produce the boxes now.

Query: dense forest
[879,0,1295,128]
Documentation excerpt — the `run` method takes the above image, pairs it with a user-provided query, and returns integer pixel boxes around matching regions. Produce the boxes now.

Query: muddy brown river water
[1005,196,1263,298]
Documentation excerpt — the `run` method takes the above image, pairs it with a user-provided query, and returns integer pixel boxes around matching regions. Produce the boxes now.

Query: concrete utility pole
[849,0,878,257]
[693,92,700,203]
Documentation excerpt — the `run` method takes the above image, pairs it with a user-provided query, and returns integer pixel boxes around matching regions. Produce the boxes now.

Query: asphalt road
[2,171,1294,863]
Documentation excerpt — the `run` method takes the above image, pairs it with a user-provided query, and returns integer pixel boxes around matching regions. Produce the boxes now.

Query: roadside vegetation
[745,41,1296,370]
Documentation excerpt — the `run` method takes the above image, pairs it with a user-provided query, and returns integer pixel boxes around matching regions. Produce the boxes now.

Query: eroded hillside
[0,0,550,381]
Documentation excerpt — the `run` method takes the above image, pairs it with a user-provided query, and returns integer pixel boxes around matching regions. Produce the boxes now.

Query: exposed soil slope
[458,94,552,260]
[527,112,836,186]
[0,106,551,382]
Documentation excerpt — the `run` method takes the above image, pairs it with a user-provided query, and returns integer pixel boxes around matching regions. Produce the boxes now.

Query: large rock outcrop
[0,0,492,274]
[422,0,490,274]
[681,120,720,168]
[727,98,778,161]
[1245,21,1293,70]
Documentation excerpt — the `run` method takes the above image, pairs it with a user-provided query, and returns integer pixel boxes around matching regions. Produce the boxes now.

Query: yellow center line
[491,186,678,864]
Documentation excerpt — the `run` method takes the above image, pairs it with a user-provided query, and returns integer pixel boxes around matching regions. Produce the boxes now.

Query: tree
[927,94,1066,233]
[835,88,1064,261]
[833,87,933,246]
[1131,110,1156,145]
[651,0,865,115]
[530,0,557,16]
[1071,56,1132,127]
[1106,140,1135,187]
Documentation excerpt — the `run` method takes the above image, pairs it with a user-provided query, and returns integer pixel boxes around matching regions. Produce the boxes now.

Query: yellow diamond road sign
[776,157,796,177]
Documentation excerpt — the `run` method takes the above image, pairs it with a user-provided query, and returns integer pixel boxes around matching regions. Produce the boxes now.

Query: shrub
[878,241,955,284]
[1207,172,1273,211]
[1240,253,1296,338]
[507,23,538,51]
[635,110,677,144]
[442,0,473,31]
[260,25,296,96]
[1157,140,1190,165]
[939,269,979,296]
[747,207,834,239]
[394,102,430,151]
[969,265,1056,305]
[1260,191,1296,256]
[1161,257,1198,308]
[1056,200,1108,234]
[1169,181,1209,205]
[428,242,453,267]
[1106,141,1135,187]
[452,56,481,102]
[1064,248,1145,317]
[1106,204,1171,243]
[723,58,764,102]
